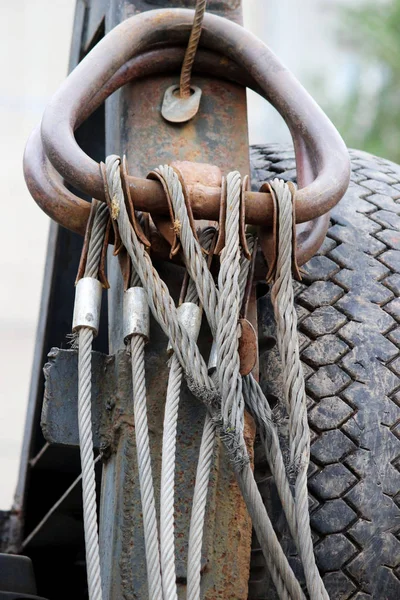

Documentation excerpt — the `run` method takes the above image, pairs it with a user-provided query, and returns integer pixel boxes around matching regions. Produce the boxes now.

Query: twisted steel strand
[85,202,109,278]
[216,171,243,437]
[105,157,306,600]
[160,227,216,600]
[270,178,329,600]
[160,353,182,600]
[180,0,207,98]
[152,165,305,600]
[76,200,108,600]
[187,235,255,600]
[78,327,103,600]
[238,234,255,301]
[106,158,215,399]
[159,166,307,591]
[130,334,163,600]
[186,411,215,600]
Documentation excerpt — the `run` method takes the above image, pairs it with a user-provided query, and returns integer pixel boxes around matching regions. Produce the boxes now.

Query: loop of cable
[73,200,108,600]
[154,165,294,595]
[160,227,216,600]
[270,178,329,600]
[108,157,163,600]
[186,233,256,600]
[103,155,326,600]
[107,158,305,599]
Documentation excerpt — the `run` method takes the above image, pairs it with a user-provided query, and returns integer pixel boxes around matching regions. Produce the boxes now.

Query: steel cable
[127,216,163,600]
[186,234,255,600]
[156,160,312,595]
[76,201,108,600]
[180,0,207,98]
[104,156,306,600]
[270,179,329,600]
[148,164,305,599]
[130,333,163,600]
[160,227,216,600]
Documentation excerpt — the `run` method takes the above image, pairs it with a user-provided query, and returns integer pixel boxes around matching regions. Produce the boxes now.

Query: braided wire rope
[77,201,108,600]
[270,179,329,600]
[160,227,216,600]
[186,411,215,600]
[160,352,182,600]
[180,0,207,98]
[78,328,102,600]
[216,171,244,440]
[148,165,305,600]
[104,156,306,599]
[129,332,163,600]
[186,234,255,600]
[125,213,163,599]
[156,162,317,596]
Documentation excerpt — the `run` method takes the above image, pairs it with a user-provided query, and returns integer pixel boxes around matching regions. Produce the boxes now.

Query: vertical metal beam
[11,0,107,556]
[100,1,253,599]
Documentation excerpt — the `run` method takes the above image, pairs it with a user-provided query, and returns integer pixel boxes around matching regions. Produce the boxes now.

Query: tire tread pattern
[249,144,400,600]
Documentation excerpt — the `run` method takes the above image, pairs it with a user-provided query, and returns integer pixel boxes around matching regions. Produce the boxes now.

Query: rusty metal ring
[24,45,332,265]
[25,47,253,237]
[24,46,331,265]
[39,8,350,224]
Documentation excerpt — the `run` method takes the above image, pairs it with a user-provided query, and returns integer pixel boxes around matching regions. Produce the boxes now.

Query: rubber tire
[248,145,400,600]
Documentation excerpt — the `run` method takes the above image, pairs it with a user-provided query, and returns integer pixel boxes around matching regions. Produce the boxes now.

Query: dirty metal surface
[42,318,255,598]
[128,0,243,23]
[41,348,108,449]
[41,344,216,584]
[101,2,253,598]
[37,9,349,225]
[19,1,254,597]
[23,8,350,271]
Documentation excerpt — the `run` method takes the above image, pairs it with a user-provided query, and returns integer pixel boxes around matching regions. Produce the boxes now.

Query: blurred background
[0,0,397,508]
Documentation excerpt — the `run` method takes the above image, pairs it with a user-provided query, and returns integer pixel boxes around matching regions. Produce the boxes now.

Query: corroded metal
[23,11,350,267]
[35,9,349,227]
[21,2,350,598]
[100,3,254,599]
[161,84,203,123]
[42,346,221,593]
[238,318,258,377]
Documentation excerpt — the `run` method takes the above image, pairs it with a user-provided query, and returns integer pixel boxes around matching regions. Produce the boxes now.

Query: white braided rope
[104,157,305,600]
[76,201,108,600]
[270,178,329,600]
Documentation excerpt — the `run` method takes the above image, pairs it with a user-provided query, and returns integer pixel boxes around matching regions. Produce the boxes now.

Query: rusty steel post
[99,2,254,599]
